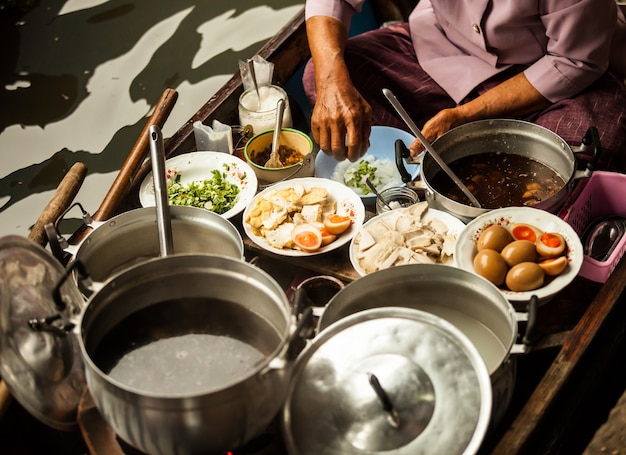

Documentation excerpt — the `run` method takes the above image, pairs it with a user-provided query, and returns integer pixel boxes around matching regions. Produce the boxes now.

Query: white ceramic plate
[315,125,420,201]
[350,205,466,276]
[139,151,258,220]
[455,206,583,305]
[242,177,365,257]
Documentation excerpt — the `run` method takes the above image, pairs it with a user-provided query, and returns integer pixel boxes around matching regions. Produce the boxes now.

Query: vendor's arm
[306,14,372,162]
[409,72,551,156]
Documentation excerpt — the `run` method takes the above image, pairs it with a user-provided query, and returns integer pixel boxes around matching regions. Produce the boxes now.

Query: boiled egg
[291,224,323,252]
[323,214,351,235]
[536,232,566,258]
[510,223,543,243]
[476,225,513,252]
[500,240,537,268]
[505,262,545,292]
[320,228,337,246]
[473,249,508,286]
[538,255,568,276]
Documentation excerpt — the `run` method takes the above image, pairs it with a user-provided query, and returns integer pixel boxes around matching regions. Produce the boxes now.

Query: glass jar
[238,85,293,135]
[376,186,419,214]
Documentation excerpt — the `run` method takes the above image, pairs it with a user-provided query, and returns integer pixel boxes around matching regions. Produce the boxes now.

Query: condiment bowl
[455,206,583,307]
[244,128,314,184]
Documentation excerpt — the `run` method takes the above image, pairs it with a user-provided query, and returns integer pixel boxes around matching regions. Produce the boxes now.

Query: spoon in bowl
[265,98,285,168]
[382,88,482,208]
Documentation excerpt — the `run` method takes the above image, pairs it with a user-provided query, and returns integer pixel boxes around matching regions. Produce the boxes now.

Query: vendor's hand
[408,107,466,157]
[311,83,372,162]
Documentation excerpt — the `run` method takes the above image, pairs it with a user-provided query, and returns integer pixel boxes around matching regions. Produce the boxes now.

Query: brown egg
[500,240,538,267]
[476,225,513,252]
[473,249,508,286]
[536,231,566,258]
[505,262,545,292]
[538,256,568,276]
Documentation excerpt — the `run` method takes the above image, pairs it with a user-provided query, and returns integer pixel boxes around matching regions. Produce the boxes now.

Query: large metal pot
[48,205,244,296]
[317,264,537,428]
[419,119,600,222]
[0,236,304,455]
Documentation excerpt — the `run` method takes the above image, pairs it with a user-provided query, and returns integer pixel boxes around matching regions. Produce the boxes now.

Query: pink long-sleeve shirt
[305,0,626,103]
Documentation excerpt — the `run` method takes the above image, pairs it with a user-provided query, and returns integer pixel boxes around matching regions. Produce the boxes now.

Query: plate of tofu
[242,177,365,256]
[350,201,465,276]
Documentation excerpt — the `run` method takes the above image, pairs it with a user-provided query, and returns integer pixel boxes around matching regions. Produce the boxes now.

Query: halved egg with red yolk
[510,223,543,243]
[538,255,568,276]
[320,228,337,246]
[323,214,351,235]
[291,223,322,252]
[536,231,566,258]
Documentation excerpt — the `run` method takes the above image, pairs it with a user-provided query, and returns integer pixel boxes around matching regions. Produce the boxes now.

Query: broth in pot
[430,152,566,209]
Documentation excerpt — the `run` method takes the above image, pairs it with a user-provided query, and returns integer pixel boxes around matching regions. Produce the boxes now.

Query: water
[0,0,304,238]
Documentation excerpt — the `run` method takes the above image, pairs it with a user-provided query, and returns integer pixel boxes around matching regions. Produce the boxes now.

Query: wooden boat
[3,6,626,455]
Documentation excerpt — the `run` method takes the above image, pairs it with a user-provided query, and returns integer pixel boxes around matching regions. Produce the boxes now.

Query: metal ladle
[382,88,482,208]
[148,124,174,257]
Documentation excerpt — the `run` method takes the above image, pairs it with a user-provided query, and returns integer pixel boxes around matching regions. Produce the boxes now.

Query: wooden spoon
[265,98,285,168]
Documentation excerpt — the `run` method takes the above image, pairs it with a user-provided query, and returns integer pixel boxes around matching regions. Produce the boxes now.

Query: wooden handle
[28,162,88,246]
[93,88,178,222]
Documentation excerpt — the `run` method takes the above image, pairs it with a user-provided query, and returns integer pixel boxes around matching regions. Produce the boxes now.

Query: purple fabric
[303,24,626,172]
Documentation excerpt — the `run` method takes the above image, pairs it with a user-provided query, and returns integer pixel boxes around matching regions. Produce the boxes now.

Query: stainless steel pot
[48,205,244,296]
[77,254,300,455]
[418,120,600,222]
[317,264,537,428]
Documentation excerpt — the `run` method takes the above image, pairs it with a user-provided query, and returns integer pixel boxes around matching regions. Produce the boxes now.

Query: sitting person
[303,0,626,172]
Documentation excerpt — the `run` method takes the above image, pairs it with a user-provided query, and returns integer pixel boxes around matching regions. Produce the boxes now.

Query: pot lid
[0,235,86,430]
[282,307,492,455]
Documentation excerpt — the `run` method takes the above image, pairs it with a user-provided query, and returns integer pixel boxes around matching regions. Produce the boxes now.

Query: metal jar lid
[281,306,492,455]
[0,235,85,430]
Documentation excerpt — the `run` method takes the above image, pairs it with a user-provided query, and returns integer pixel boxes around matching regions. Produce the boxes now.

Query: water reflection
[0,0,303,236]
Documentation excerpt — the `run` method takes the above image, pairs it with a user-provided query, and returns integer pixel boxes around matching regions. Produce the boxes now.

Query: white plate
[350,205,466,276]
[139,151,258,220]
[315,125,420,201]
[455,207,583,305]
[242,177,365,257]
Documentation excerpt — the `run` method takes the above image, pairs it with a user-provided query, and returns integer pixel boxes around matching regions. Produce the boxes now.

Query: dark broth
[431,152,566,208]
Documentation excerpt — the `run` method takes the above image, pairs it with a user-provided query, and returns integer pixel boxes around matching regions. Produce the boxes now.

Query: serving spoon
[382,88,482,208]
[265,98,285,168]
[365,177,393,211]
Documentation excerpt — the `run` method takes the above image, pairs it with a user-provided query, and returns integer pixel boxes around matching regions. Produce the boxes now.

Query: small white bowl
[455,206,583,306]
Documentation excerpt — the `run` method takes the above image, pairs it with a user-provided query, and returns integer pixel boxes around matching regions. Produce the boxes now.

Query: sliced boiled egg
[291,223,323,252]
[324,214,351,235]
[320,228,337,246]
[536,231,566,258]
[538,256,568,276]
[510,223,543,243]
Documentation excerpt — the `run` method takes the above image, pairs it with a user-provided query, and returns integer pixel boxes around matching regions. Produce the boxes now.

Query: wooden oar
[68,88,178,246]
[0,161,88,421]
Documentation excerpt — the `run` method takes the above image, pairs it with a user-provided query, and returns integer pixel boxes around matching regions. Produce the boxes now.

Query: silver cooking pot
[417,119,600,222]
[0,236,307,455]
[47,205,244,296]
[317,264,538,428]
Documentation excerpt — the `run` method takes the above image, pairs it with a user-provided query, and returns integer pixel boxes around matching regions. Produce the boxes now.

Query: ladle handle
[149,125,174,257]
[382,88,482,208]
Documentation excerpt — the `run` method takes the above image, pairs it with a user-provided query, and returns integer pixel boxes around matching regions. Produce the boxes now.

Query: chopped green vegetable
[343,160,379,195]
[167,169,240,214]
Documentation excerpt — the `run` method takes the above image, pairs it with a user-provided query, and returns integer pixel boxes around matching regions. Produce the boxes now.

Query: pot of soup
[0,235,307,455]
[417,119,600,222]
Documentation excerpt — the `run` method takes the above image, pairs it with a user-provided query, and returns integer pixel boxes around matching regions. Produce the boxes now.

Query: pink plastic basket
[559,171,626,283]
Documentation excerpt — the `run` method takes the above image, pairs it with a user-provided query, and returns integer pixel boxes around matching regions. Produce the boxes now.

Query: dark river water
[0,0,304,237]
